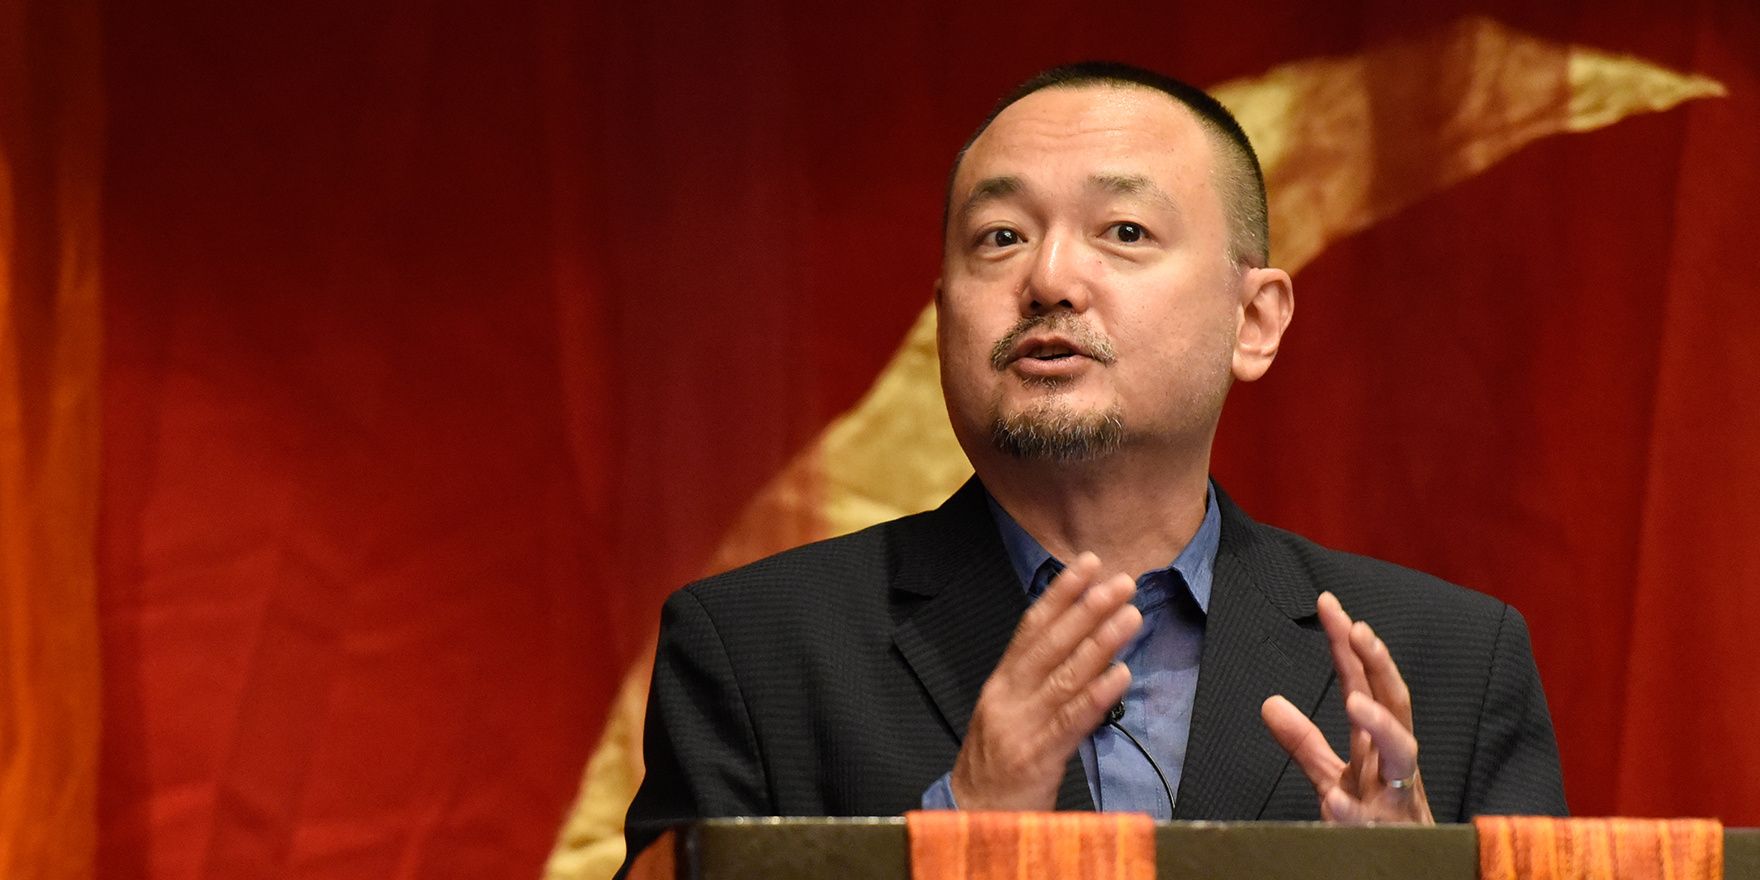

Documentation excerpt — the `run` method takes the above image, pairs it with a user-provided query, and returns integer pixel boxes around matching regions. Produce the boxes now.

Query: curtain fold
[0,0,104,877]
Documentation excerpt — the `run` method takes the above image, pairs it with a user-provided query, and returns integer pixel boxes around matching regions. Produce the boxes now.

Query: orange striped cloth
[906,811,1155,880]
[1477,816,1722,880]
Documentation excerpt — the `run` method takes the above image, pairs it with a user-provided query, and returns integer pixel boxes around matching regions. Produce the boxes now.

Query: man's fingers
[1016,554,1105,638]
[1069,602,1143,683]
[1345,692,1419,785]
[1261,695,1346,793]
[1350,622,1414,730]
[1317,592,1374,793]
[1053,661,1133,739]
[1317,592,1370,700]
[1009,562,1136,682]
[1281,597,1436,826]
[953,641,1136,810]
[1027,641,1137,782]
[1324,788,1362,823]
[1035,600,1141,716]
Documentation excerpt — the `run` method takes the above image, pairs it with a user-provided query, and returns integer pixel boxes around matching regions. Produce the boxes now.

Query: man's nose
[1020,230,1092,315]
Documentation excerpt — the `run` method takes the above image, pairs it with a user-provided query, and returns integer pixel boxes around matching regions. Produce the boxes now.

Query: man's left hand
[1260,591,1435,824]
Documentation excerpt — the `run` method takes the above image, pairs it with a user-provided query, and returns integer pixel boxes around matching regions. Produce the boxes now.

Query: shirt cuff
[920,771,959,810]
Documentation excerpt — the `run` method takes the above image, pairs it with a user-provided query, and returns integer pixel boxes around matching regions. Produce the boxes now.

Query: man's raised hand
[1260,591,1434,824]
[950,553,1142,810]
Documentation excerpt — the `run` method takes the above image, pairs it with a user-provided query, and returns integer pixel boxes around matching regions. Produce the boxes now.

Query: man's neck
[974,444,1213,582]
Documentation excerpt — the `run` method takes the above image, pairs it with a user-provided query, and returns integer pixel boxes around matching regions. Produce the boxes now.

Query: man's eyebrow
[955,175,1024,221]
[1090,172,1177,210]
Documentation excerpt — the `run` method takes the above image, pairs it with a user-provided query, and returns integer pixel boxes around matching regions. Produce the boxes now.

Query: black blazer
[621,480,1566,864]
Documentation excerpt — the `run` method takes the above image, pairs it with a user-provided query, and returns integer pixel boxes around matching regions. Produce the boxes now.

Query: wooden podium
[639,818,1760,879]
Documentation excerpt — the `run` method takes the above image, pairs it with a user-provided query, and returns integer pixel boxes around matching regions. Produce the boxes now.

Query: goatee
[990,402,1125,462]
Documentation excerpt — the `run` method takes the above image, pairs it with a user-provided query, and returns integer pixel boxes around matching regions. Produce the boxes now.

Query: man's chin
[988,406,1126,462]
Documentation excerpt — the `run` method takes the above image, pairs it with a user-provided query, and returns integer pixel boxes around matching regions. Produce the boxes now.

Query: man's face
[937,84,1248,464]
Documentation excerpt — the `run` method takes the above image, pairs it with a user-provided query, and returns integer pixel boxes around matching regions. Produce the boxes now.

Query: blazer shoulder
[674,519,895,612]
[675,476,998,614]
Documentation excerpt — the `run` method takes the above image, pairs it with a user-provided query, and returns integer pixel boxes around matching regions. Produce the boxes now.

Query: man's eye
[1112,222,1146,243]
[986,228,1022,248]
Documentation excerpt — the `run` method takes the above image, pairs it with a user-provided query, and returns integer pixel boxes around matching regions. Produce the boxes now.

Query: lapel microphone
[1102,702,1176,816]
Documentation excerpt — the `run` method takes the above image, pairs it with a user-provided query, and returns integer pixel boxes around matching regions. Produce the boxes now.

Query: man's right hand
[949,553,1142,810]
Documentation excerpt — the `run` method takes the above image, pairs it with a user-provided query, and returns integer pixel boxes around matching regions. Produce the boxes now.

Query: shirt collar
[985,480,1221,614]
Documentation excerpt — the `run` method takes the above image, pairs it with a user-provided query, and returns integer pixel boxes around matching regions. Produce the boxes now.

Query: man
[619,61,1565,870]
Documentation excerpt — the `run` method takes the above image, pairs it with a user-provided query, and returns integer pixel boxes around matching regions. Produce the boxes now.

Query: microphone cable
[1103,702,1176,817]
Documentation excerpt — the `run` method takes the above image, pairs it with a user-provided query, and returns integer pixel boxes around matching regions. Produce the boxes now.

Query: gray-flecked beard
[989,399,1126,462]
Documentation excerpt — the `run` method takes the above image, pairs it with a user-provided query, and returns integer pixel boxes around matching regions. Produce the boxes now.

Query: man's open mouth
[1027,344,1079,361]
[989,315,1117,370]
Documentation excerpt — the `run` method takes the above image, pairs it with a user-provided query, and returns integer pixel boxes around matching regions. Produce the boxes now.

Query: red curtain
[0,0,103,877]
[88,2,1758,879]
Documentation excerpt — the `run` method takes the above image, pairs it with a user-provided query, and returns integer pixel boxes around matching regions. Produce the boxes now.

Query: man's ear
[1232,266,1293,383]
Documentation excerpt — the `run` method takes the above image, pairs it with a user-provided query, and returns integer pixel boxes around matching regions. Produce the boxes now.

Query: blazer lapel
[889,478,1095,811]
[1174,490,1334,820]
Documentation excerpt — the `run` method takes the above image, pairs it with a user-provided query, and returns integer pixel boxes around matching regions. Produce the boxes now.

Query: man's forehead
[956,171,1179,223]
[956,86,1209,182]
[950,84,1214,209]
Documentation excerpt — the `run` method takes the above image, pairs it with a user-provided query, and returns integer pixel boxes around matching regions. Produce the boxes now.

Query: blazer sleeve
[618,588,770,873]
[1461,603,1569,817]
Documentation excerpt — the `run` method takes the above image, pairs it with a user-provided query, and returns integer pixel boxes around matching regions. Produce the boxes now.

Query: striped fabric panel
[1477,816,1722,880]
[907,811,1155,880]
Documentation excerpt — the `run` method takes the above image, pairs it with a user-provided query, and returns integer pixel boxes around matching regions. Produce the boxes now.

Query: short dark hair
[945,61,1270,268]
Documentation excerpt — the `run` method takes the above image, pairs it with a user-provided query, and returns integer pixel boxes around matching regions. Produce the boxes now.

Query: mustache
[988,313,1118,371]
